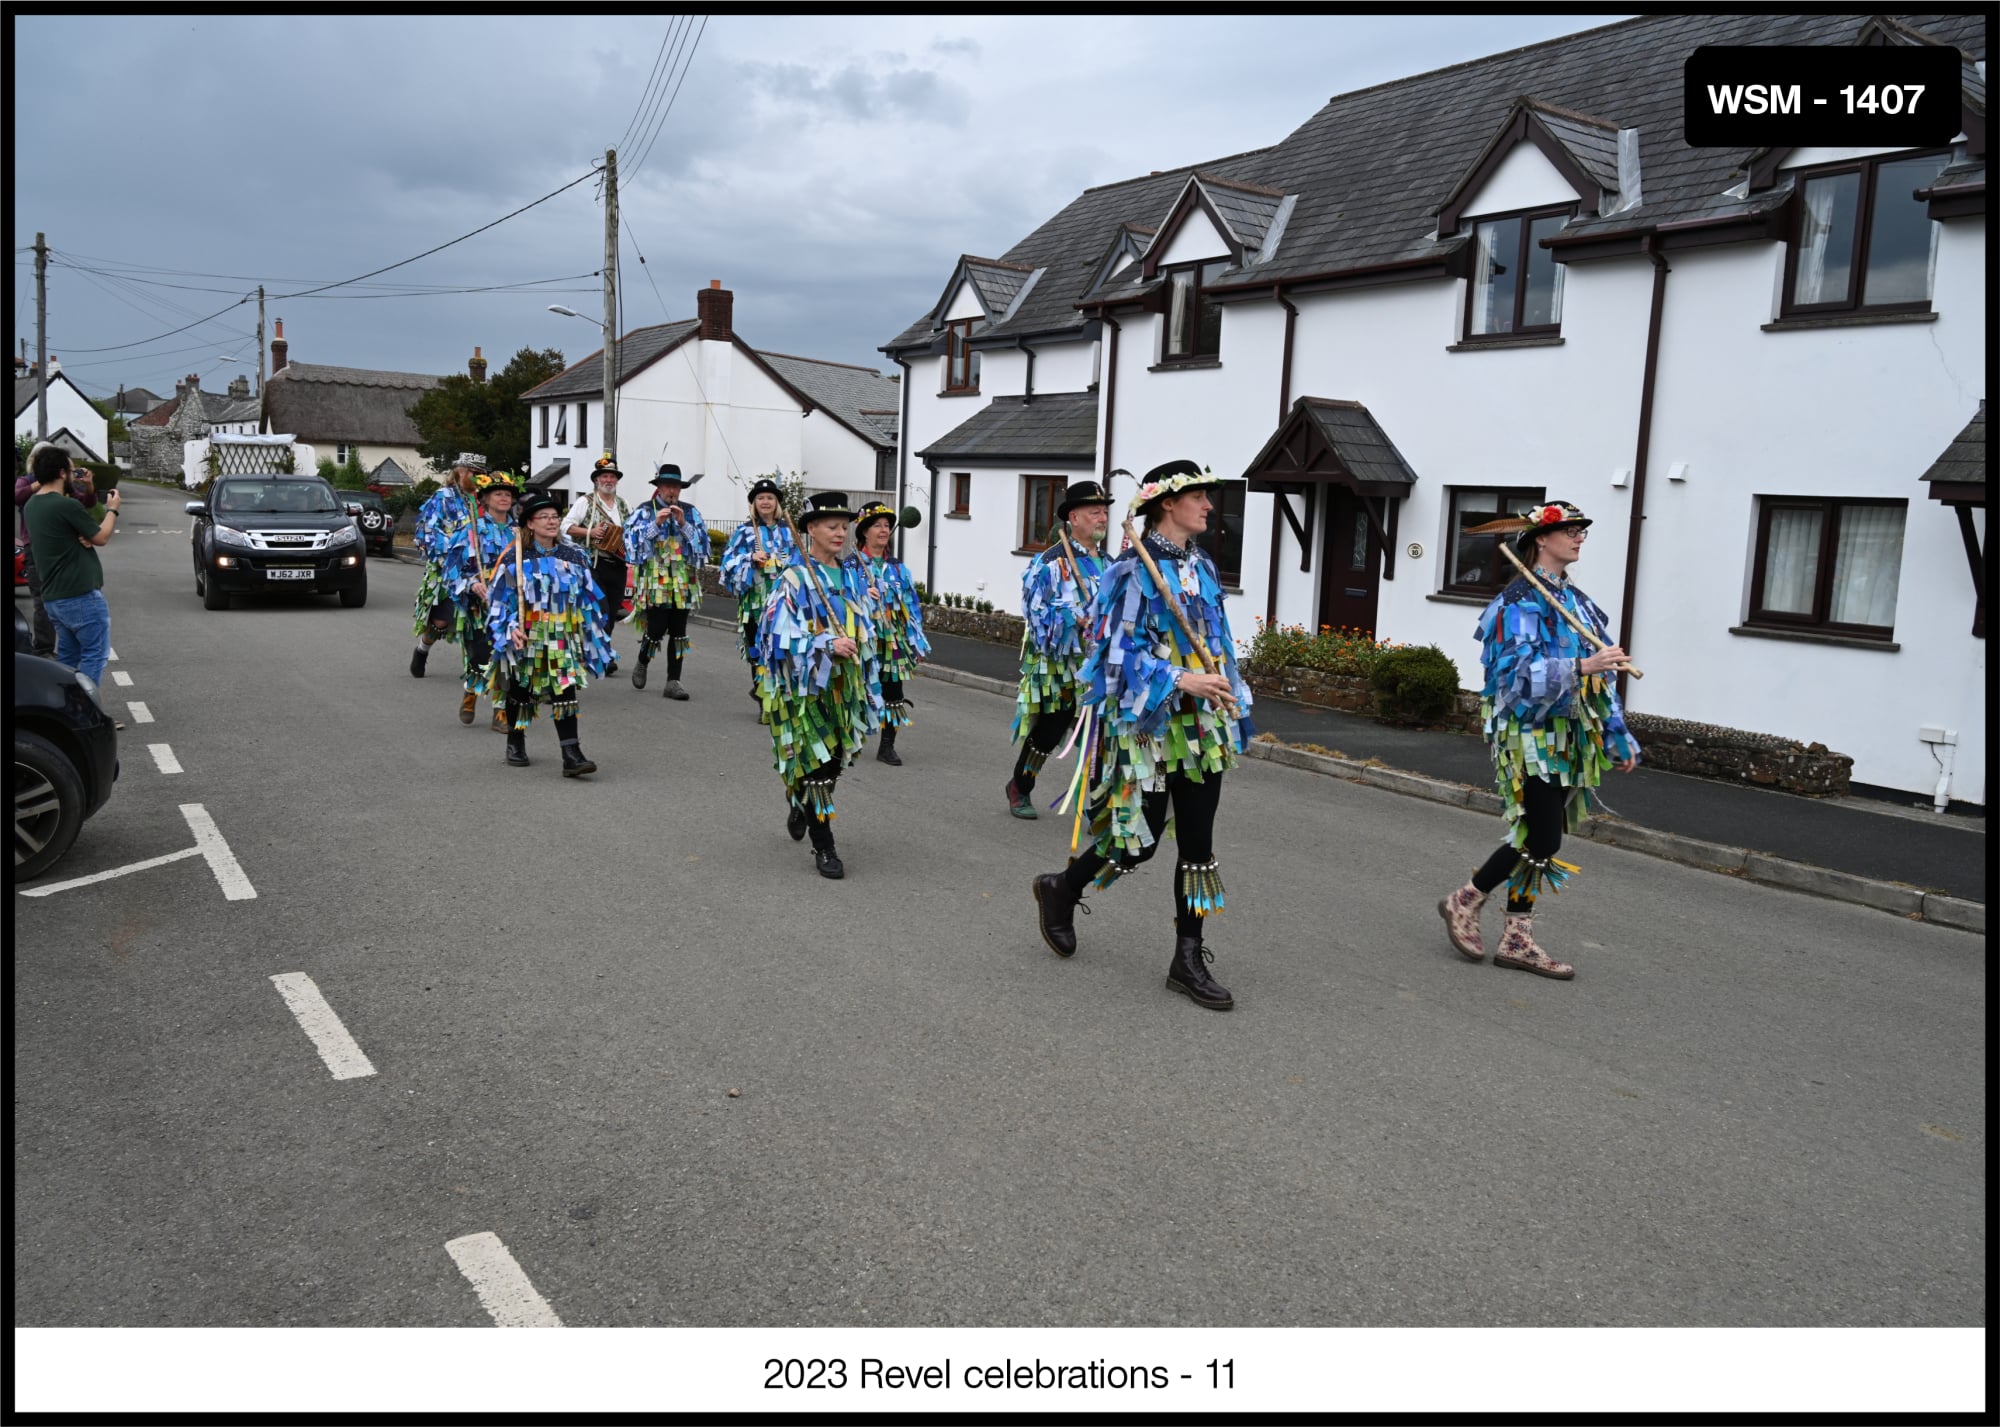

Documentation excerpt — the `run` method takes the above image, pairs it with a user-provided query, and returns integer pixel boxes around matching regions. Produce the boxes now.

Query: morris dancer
[410,452,486,678]
[441,471,520,732]
[1030,460,1254,1011]
[720,476,802,707]
[847,500,929,766]
[623,463,709,700]
[1438,500,1640,980]
[1004,479,1113,817]
[755,491,880,879]
[564,455,631,676]
[486,490,613,777]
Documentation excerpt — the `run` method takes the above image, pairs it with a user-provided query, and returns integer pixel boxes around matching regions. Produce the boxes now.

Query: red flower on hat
[1539,505,1564,525]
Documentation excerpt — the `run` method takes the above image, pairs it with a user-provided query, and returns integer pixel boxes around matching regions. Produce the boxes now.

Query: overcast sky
[12,11,1628,407]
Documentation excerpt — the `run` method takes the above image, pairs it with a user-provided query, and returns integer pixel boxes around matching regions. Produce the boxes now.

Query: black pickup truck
[186,474,369,610]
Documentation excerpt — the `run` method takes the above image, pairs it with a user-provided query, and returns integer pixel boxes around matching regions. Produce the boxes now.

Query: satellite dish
[899,505,923,529]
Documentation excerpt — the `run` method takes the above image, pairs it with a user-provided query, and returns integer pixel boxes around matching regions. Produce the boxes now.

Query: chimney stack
[186,372,200,390]
[229,375,250,399]
[271,317,288,374]
[696,280,733,343]
[469,345,487,384]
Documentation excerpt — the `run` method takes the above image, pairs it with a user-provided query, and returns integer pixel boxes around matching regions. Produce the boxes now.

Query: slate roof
[754,351,900,449]
[1242,397,1418,493]
[262,361,442,445]
[1193,172,1289,260]
[882,12,1986,351]
[1919,403,1986,491]
[369,456,415,486]
[916,391,1098,465]
[1528,101,1623,193]
[521,319,701,402]
[965,258,1035,316]
[529,457,572,490]
[133,389,251,428]
[112,386,165,416]
[13,371,98,419]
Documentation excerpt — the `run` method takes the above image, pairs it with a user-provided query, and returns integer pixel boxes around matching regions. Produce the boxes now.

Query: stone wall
[1242,665,1483,733]
[918,602,1026,645]
[1623,712,1853,797]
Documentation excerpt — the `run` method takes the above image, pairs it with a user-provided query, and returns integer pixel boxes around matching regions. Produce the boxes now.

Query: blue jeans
[43,588,112,684]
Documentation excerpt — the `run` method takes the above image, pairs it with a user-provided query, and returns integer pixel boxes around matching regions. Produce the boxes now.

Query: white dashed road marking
[268,973,377,1080]
[180,803,256,900]
[111,671,133,687]
[106,647,118,662]
[444,1233,565,1327]
[148,744,183,775]
[127,702,154,724]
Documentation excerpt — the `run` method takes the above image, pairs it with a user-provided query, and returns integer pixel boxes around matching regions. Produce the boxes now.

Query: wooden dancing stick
[1496,541,1644,679]
[1120,515,1240,714]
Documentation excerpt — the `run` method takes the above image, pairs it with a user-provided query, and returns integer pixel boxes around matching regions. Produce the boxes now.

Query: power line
[616,18,681,156]
[627,16,707,184]
[55,292,255,353]
[52,251,603,300]
[265,165,604,300]
[622,16,692,180]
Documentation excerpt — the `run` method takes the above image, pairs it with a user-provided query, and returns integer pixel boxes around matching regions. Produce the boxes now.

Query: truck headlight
[213,524,253,549]
[327,524,359,549]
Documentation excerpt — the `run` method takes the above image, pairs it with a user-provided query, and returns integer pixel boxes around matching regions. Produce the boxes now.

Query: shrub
[1368,644,1462,726]
[977,598,993,613]
[1238,619,1395,678]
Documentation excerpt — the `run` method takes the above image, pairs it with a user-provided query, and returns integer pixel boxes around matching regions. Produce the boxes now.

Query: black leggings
[1063,772,1224,938]
[592,557,627,632]
[1011,706,1076,795]
[425,599,455,637]
[461,621,493,693]
[1472,775,1566,913]
[639,604,691,679]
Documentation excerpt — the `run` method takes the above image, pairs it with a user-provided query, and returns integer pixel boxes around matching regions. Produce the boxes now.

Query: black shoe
[410,644,429,678]
[876,731,902,766]
[560,742,597,778]
[787,805,809,842]
[1006,778,1038,819]
[505,733,531,768]
[662,679,689,700]
[631,660,648,690]
[1032,871,1085,958]
[813,845,845,879]
[1167,935,1233,1010]
[606,660,619,677]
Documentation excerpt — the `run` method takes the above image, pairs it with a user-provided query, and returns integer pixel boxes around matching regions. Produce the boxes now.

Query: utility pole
[35,231,49,439]
[257,286,266,398]
[602,147,619,464]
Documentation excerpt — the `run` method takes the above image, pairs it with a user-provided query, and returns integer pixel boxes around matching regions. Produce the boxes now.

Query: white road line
[148,743,183,775]
[18,845,202,897]
[111,671,134,687]
[444,1233,564,1327]
[180,803,256,900]
[127,702,154,724]
[106,647,118,662]
[268,973,377,1080]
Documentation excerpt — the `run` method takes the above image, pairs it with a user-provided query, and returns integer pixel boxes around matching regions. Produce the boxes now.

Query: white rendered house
[881,11,1988,807]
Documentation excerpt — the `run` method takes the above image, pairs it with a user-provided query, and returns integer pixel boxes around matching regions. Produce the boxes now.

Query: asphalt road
[14,481,1987,1329]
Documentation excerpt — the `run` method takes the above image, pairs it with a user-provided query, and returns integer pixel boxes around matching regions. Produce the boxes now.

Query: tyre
[13,730,85,881]
[339,581,368,609]
[193,557,206,596]
[203,573,231,610]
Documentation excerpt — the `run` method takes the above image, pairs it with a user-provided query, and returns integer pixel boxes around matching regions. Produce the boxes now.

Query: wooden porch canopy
[1241,396,1418,579]
[1919,401,1986,638]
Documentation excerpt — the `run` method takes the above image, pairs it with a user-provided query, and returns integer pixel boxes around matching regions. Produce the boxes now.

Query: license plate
[266,567,314,581]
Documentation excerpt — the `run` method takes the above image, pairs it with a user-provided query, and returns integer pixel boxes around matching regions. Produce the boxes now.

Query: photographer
[23,445,119,683]
[12,441,95,657]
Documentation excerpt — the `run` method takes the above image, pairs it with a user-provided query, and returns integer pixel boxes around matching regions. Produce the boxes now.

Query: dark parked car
[12,606,118,880]
[348,488,397,556]
[187,473,368,609]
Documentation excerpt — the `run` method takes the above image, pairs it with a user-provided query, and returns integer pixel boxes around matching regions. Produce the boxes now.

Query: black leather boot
[876,726,902,766]
[560,740,597,778]
[1167,935,1233,1010]
[410,641,430,678]
[1032,871,1085,958]
[504,728,530,767]
[786,804,809,841]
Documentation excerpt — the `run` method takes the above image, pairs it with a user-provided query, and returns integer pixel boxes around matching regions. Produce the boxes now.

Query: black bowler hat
[799,490,855,526]
[1130,458,1224,517]
[478,471,522,500]
[590,453,623,480]
[854,500,897,535]
[650,462,701,487]
[1057,480,1113,518]
[516,490,561,523]
[747,477,782,500]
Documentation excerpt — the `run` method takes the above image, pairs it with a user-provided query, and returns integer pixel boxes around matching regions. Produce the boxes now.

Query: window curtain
[1469,223,1501,334]
[1793,179,1838,305]
[1166,272,1192,354]
[1762,506,1822,613]
[1829,505,1904,628]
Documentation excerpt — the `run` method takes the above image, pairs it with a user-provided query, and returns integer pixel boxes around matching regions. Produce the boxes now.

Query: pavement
[694,593,1987,919]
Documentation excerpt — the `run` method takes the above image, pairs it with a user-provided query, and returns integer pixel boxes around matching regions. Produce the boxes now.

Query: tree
[408,345,566,479]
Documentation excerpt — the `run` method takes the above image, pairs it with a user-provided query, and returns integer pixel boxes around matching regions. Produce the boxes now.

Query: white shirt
[563,489,629,544]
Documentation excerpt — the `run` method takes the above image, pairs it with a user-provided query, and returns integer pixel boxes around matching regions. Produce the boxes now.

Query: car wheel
[203,573,231,610]
[339,582,368,609]
[13,730,85,881]
[193,556,206,596]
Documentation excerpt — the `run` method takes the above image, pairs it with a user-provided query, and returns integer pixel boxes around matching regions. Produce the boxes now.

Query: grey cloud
[740,57,969,127]
[929,35,981,57]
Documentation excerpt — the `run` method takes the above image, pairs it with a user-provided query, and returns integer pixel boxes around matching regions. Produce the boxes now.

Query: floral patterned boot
[1493,914,1574,980]
[1437,881,1489,962]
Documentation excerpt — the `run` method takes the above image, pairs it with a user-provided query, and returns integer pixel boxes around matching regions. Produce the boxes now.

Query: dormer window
[1163,260,1226,361]
[945,317,983,394]
[1464,204,1572,340]
[1781,150,1950,316]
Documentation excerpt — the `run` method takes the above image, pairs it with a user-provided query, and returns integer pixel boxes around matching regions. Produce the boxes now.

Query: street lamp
[547,307,619,466]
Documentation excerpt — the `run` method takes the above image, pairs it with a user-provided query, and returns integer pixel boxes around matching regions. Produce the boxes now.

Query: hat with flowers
[1128,458,1224,519]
